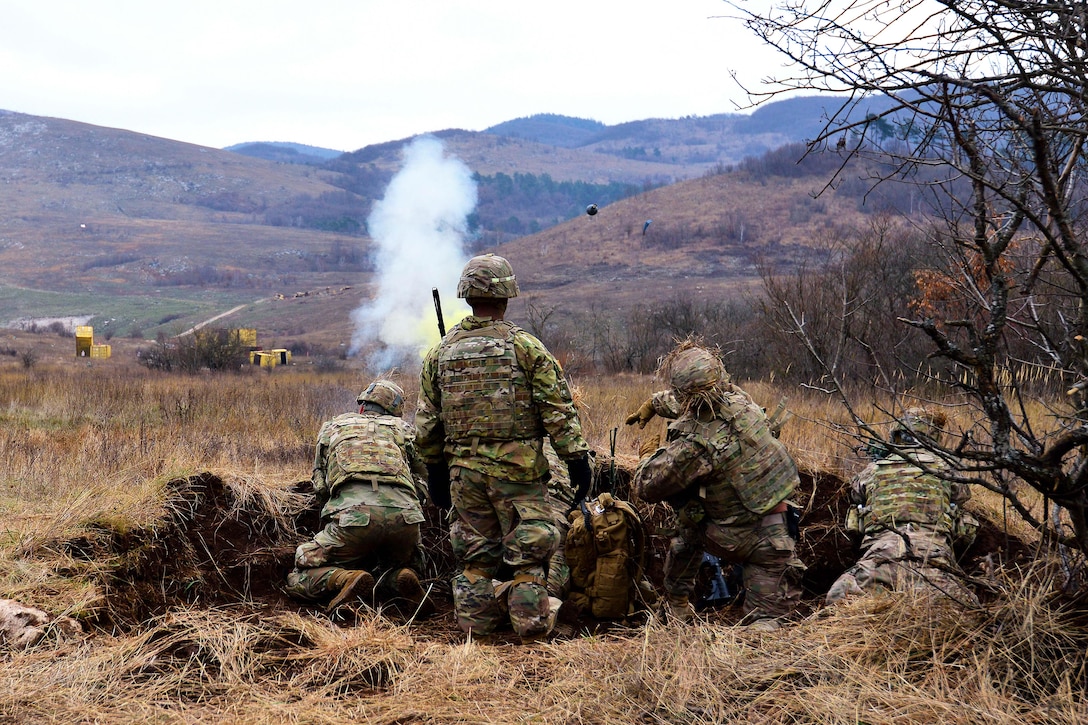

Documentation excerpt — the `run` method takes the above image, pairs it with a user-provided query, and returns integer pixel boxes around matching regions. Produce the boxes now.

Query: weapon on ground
[432,287,446,337]
[606,427,618,494]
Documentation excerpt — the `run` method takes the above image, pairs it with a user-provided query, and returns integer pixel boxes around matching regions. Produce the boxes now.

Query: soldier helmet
[357,380,405,417]
[892,407,946,444]
[456,254,520,299]
[668,346,730,395]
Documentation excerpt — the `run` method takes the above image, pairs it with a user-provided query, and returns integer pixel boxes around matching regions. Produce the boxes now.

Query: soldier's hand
[426,461,452,511]
[625,398,656,428]
[638,435,661,460]
[566,454,593,503]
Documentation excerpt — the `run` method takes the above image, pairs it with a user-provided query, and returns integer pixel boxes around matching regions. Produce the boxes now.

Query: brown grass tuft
[1,359,1086,722]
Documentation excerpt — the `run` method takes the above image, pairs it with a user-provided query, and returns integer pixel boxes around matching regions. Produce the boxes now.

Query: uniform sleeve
[950,481,971,507]
[650,390,681,419]
[311,421,333,499]
[414,344,446,464]
[849,463,875,506]
[633,436,713,503]
[519,332,590,460]
[401,423,430,505]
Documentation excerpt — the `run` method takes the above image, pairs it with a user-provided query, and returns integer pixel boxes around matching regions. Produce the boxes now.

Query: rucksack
[564,492,649,618]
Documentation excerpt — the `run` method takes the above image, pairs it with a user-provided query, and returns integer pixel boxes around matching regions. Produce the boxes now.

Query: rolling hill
[0,99,898,353]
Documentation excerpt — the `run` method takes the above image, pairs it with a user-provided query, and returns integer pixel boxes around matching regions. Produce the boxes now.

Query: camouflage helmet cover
[357,379,405,417]
[667,346,730,395]
[456,253,520,299]
[894,407,946,442]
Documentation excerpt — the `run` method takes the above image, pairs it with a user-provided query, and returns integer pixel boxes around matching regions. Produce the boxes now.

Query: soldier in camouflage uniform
[416,253,593,642]
[825,409,978,606]
[632,343,806,628]
[543,440,576,599]
[286,380,432,614]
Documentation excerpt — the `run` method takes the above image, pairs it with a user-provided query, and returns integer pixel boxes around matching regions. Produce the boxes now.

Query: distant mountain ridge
[0,96,901,349]
[223,141,344,165]
[484,114,609,148]
[227,95,895,175]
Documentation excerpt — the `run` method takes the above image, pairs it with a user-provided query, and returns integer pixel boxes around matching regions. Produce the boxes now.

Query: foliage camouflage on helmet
[357,380,405,417]
[456,253,520,299]
[893,407,946,443]
[657,340,731,413]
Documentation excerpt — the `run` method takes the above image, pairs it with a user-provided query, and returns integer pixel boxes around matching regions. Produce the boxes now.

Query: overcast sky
[0,1,788,152]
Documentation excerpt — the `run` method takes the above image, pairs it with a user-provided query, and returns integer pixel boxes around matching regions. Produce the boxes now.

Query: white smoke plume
[350,136,474,370]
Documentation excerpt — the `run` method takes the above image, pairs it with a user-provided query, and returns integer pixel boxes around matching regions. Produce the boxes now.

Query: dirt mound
[62,473,314,628]
[58,466,1037,635]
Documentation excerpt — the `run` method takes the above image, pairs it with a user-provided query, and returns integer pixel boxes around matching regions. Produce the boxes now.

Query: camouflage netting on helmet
[893,407,947,443]
[657,339,731,415]
[357,380,405,417]
[456,253,520,299]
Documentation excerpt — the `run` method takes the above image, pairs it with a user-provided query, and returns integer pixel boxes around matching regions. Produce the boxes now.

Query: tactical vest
[866,450,953,534]
[437,321,545,442]
[324,413,414,495]
[565,493,647,618]
[670,391,797,517]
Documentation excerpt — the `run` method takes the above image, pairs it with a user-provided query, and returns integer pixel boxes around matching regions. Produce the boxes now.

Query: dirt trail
[176,302,259,337]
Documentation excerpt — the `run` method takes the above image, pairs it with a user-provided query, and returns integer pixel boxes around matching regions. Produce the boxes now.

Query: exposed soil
[56,465,1037,638]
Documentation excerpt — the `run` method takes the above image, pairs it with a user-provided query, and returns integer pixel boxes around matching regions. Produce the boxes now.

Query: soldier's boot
[544,596,564,637]
[550,598,581,639]
[658,594,694,625]
[325,569,375,611]
[394,568,434,618]
[746,617,781,632]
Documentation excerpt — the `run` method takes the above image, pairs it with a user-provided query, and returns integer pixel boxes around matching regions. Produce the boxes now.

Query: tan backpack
[565,493,648,618]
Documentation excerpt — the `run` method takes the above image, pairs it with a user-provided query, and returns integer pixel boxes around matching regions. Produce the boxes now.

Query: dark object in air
[586,204,598,216]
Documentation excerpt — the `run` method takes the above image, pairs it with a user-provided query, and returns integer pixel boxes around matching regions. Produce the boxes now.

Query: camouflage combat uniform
[826,441,978,606]
[417,314,589,639]
[542,439,581,599]
[633,346,806,624]
[286,400,428,605]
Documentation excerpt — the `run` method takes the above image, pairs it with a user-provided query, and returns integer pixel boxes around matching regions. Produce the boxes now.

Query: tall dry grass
[1,357,1086,723]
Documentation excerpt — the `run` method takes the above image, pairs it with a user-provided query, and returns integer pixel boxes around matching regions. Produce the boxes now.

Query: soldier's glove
[566,454,593,504]
[625,398,656,429]
[638,435,661,460]
[426,461,452,511]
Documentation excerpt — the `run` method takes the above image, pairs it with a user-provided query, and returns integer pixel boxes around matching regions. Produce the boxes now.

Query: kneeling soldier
[632,343,806,629]
[286,379,432,614]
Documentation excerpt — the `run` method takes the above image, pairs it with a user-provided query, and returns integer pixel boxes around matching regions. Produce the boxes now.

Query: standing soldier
[416,253,593,642]
[632,342,806,629]
[826,408,978,605]
[286,379,431,614]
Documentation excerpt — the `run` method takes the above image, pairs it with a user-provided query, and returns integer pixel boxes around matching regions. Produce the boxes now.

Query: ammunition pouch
[844,504,868,535]
[952,509,979,552]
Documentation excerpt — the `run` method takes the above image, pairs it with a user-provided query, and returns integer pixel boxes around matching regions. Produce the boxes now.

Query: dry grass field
[1,350,1085,723]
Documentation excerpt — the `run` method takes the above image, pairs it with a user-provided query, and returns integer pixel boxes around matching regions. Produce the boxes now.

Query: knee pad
[506,577,551,640]
[451,570,504,635]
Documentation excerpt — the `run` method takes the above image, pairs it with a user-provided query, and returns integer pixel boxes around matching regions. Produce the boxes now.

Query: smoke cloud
[350,136,475,371]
